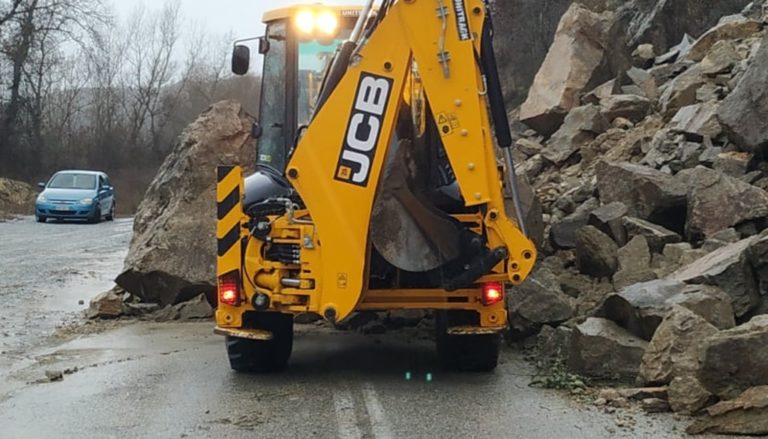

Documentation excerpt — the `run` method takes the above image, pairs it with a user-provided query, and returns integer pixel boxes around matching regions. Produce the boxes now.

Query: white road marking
[361,383,394,439]
[333,388,363,439]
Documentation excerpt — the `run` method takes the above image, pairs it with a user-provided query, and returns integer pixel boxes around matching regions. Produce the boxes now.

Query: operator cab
[232,5,365,176]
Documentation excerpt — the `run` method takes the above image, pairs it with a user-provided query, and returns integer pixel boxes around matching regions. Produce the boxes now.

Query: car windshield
[48,173,97,190]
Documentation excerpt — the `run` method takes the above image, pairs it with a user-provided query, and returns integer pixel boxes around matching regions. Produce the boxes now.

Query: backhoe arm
[285,0,536,322]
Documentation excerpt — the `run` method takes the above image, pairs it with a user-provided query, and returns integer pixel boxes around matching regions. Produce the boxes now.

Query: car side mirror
[232,44,251,76]
[37,182,46,190]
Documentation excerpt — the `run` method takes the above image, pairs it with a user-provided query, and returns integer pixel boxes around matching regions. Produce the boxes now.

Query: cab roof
[263,4,365,23]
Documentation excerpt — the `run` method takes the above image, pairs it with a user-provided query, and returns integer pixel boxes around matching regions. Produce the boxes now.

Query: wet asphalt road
[0,216,692,438]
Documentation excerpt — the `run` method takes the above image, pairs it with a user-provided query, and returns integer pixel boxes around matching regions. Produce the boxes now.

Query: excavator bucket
[370,138,462,272]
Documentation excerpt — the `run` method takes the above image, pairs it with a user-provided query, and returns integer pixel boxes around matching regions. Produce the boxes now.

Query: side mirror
[251,122,263,139]
[232,45,251,76]
[258,37,270,55]
[37,182,46,190]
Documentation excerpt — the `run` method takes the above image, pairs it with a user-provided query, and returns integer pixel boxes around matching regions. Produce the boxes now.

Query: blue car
[35,170,116,223]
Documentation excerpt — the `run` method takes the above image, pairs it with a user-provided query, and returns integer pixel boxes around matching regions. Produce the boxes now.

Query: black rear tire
[435,311,500,372]
[106,203,114,221]
[36,215,46,223]
[226,312,293,373]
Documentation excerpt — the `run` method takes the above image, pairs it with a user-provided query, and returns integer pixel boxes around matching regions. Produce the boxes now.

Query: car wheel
[36,215,47,223]
[106,203,115,221]
[89,204,101,224]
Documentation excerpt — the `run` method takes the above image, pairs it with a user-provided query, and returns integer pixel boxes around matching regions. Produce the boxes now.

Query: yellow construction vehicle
[216,0,536,372]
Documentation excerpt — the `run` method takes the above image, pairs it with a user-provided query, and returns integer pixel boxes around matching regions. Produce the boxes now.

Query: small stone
[45,370,64,382]
[642,398,671,413]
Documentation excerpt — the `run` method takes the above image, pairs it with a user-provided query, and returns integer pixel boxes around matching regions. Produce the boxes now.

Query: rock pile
[0,177,36,218]
[505,0,768,433]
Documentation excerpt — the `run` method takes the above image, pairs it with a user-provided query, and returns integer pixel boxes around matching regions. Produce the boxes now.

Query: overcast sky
[110,0,367,42]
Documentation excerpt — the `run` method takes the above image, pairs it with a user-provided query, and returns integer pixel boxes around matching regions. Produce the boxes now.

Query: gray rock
[87,288,125,319]
[115,101,256,305]
[549,198,601,249]
[667,285,736,330]
[655,34,695,65]
[597,161,687,233]
[515,138,544,156]
[698,145,723,166]
[598,279,687,340]
[175,294,214,320]
[659,66,707,117]
[699,316,768,399]
[678,166,768,240]
[536,324,573,365]
[588,201,629,245]
[686,16,763,61]
[508,268,576,336]
[613,269,659,291]
[638,305,719,385]
[568,317,648,381]
[671,236,760,318]
[701,227,741,253]
[700,40,743,75]
[717,34,768,154]
[575,225,620,278]
[663,242,694,265]
[622,217,682,253]
[748,231,768,296]
[669,375,715,415]
[668,102,722,142]
[632,43,655,68]
[600,94,652,123]
[617,235,652,272]
[519,4,615,135]
[543,104,608,164]
[687,385,768,436]
[712,151,754,177]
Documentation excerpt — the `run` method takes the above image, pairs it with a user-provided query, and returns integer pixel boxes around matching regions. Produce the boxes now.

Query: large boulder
[549,197,601,249]
[519,3,615,136]
[685,16,763,62]
[588,201,629,245]
[613,235,657,290]
[687,386,768,436]
[671,236,760,318]
[670,375,715,415]
[596,161,687,232]
[86,288,126,319]
[616,0,754,51]
[575,225,620,278]
[638,305,719,385]
[718,34,768,154]
[0,178,36,216]
[115,101,256,306]
[568,317,648,381]
[507,268,576,336]
[698,315,768,399]
[598,280,734,340]
[668,102,722,142]
[677,166,768,240]
[622,216,682,253]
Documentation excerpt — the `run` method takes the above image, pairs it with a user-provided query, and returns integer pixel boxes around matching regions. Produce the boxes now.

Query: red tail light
[482,282,504,306]
[218,271,241,306]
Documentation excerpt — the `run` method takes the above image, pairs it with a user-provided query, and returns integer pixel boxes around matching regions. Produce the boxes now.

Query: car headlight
[37,195,47,203]
[80,198,93,205]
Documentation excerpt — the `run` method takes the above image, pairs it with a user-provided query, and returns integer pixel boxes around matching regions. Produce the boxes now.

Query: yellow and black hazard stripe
[216,165,244,278]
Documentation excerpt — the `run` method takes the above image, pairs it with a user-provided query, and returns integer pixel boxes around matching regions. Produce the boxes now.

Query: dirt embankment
[0,178,36,218]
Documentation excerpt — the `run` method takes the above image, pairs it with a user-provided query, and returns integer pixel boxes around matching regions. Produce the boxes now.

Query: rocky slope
[505,0,768,433]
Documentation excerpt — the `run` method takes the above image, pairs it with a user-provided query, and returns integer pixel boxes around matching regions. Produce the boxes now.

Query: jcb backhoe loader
[215,0,536,372]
